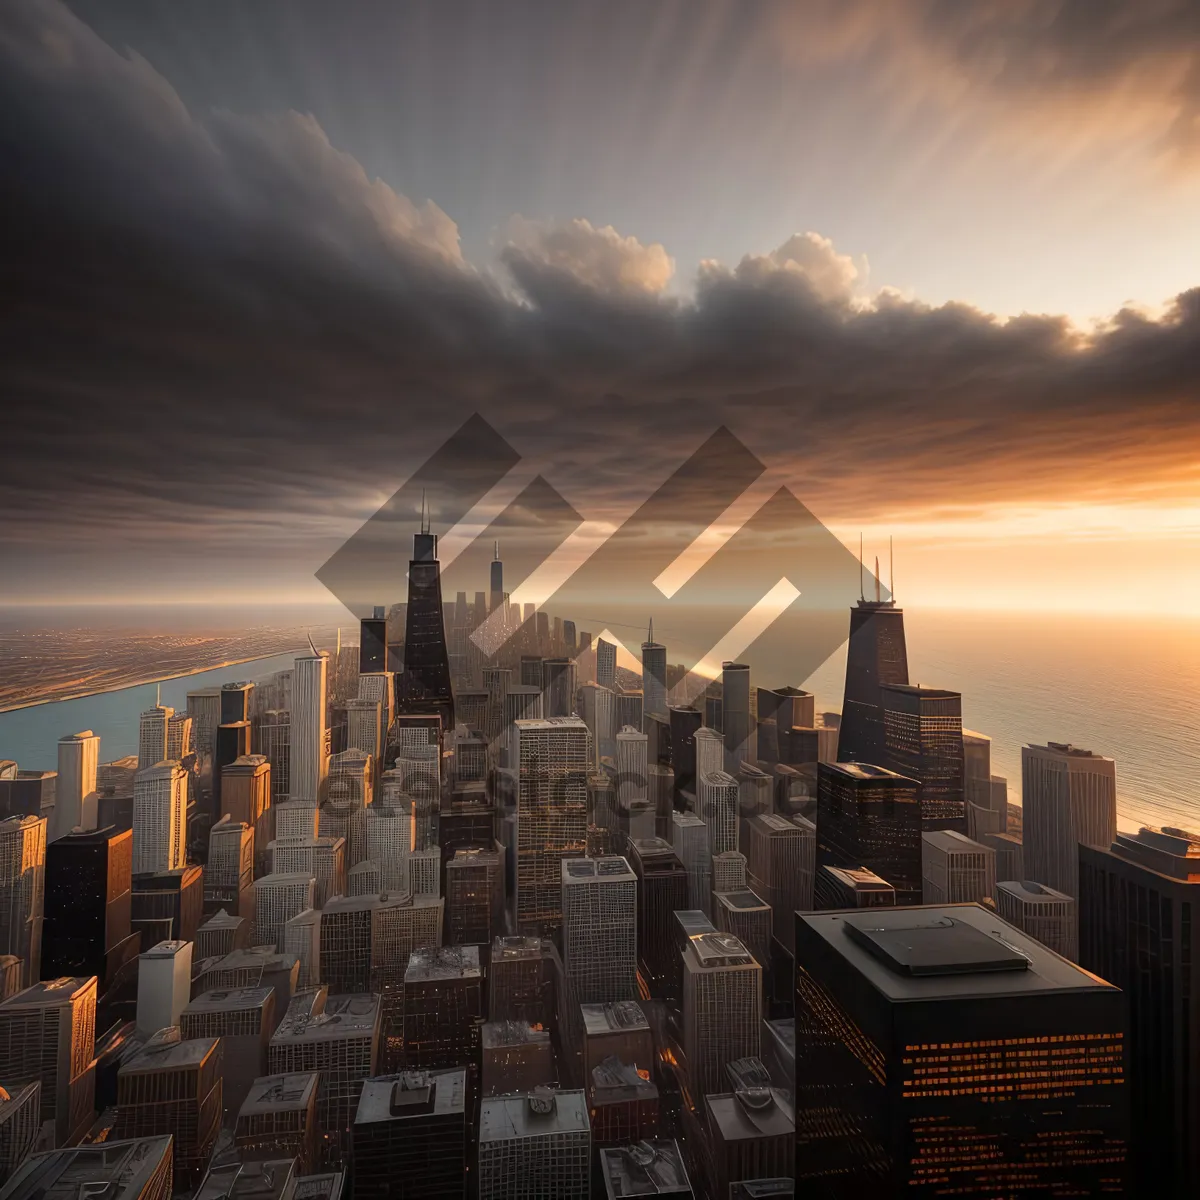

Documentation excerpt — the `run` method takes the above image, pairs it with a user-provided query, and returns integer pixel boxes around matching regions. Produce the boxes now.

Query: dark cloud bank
[1,0,1198,594]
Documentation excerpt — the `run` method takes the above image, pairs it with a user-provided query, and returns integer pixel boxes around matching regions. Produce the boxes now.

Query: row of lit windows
[905,1034,1121,1052]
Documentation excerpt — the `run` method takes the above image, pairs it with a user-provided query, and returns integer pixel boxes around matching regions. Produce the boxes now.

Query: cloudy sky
[2,0,1198,616]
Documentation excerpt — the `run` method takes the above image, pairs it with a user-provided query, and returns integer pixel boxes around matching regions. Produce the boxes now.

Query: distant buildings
[640,626,667,721]
[794,905,1127,1192]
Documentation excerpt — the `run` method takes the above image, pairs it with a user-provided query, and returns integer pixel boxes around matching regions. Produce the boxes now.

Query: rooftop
[800,904,1119,1001]
[922,829,990,854]
[185,986,273,1014]
[355,1069,467,1124]
[482,1020,550,1049]
[716,889,770,912]
[996,880,1073,903]
[514,716,589,731]
[581,1000,649,1036]
[599,1140,692,1198]
[706,1086,795,1142]
[0,1136,173,1200]
[195,1159,296,1200]
[822,761,916,784]
[479,1089,590,1142]
[272,993,381,1042]
[405,944,481,983]
[121,1033,219,1074]
[563,856,635,883]
[237,1072,319,1116]
[823,865,893,891]
[0,976,94,1008]
[686,932,755,970]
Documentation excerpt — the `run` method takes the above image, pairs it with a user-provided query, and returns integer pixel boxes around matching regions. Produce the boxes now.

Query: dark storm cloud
[1,0,1198,593]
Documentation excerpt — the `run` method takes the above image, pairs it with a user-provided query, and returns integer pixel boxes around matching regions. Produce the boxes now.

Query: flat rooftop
[706,1088,795,1141]
[800,904,1118,1002]
[238,1072,319,1115]
[581,1000,649,1036]
[121,1035,218,1073]
[0,976,93,1007]
[0,1137,173,1199]
[184,986,273,1014]
[479,1089,589,1142]
[355,1069,466,1124]
[996,880,1073,903]
[716,890,770,912]
[272,993,380,1041]
[563,856,635,882]
[405,945,481,983]
[599,1140,692,1198]
[922,829,989,854]
[823,761,916,784]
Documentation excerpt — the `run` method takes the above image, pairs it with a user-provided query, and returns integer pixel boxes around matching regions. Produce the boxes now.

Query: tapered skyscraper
[489,541,504,615]
[290,647,328,803]
[836,561,909,766]
[396,508,455,730]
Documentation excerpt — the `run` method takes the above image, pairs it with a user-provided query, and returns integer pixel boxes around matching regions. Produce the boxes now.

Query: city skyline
[2,0,1199,614]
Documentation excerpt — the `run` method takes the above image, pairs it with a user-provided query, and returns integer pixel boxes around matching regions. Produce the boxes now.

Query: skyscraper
[0,976,98,1146]
[541,658,577,719]
[671,810,710,913]
[206,817,255,917]
[359,606,389,674]
[42,825,134,985]
[165,713,192,763]
[562,856,638,1005]
[836,595,909,766]
[628,837,688,998]
[51,730,99,842]
[0,817,44,988]
[291,650,329,803]
[668,705,702,800]
[596,637,617,691]
[878,684,966,831]
[490,540,504,614]
[137,704,172,772]
[221,754,272,873]
[816,761,922,906]
[698,770,739,857]
[513,717,590,937]
[579,684,617,766]
[395,516,455,730]
[721,662,753,770]
[794,905,1127,1193]
[682,931,762,1099]
[478,1090,591,1200]
[756,685,814,766]
[615,724,649,813]
[746,813,815,949]
[132,761,187,875]
[1023,742,1116,901]
[693,726,724,787]
[640,623,667,720]
[1079,825,1200,1194]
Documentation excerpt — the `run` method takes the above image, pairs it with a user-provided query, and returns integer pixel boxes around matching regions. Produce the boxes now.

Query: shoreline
[0,649,306,715]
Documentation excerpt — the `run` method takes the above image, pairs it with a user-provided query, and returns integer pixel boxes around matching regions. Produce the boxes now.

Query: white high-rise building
[698,770,739,856]
[357,671,394,758]
[711,850,746,895]
[922,829,997,905]
[682,931,761,1099]
[283,907,321,987]
[694,726,724,785]
[51,731,98,842]
[322,749,374,866]
[290,651,328,803]
[345,698,382,766]
[995,879,1077,961]
[132,761,187,875]
[1022,742,1116,900]
[364,805,412,893]
[186,688,222,769]
[513,717,590,937]
[672,810,710,912]
[137,705,173,771]
[165,713,192,763]
[614,725,648,812]
[136,939,192,1035]
[561,856,637,1004]
[270,836,345,908]
[253,872,316,951]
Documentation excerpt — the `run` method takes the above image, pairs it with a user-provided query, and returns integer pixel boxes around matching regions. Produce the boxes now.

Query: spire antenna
[890,535,894,602]
[859,533,864,602]
[155,683,161,708]
[494,539,499,561]
[874,556,881,604]
[648,617,654,644]
[420,489,429,535]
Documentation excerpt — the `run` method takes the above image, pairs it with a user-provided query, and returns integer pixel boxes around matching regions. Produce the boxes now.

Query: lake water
[0,651,303,769]
[1,610,1197,835]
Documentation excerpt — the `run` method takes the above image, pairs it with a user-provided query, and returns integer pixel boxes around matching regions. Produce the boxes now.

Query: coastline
[0,649,306,715]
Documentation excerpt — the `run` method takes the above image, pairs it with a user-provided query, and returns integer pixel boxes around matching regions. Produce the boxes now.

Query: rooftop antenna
[335,626,341,659]
[647,617,654,645]
[306,631,319,657]
[874,556,881,604]
[494,539,500,560]
[155,683,161,708]
[859,533,864,602]
[890,536,894,602]
[420,488,429,535]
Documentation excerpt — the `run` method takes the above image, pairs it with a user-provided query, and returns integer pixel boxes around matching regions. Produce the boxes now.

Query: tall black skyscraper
[395,510,455,730]
[795,905,1128,1194]
[1079,825,1200,1195]
[489,541,504,615]
[837,595,909,766]
[816,761,922,905]
[721,662,753,770]
[668,705,702,801]
[360,605,388,674]
[220,681,254,726]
